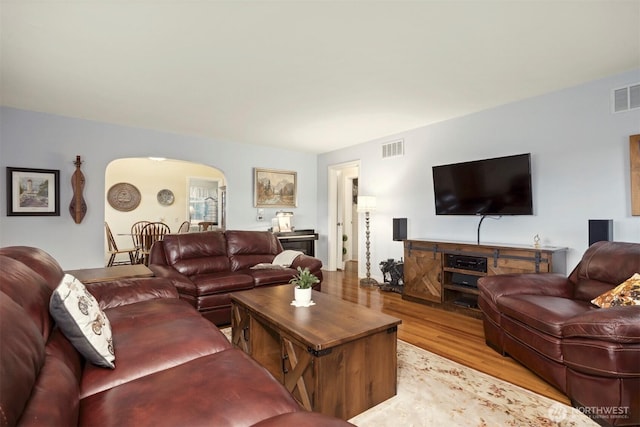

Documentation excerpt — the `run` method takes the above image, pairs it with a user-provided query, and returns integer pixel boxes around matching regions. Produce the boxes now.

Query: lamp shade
[357,196,377,212]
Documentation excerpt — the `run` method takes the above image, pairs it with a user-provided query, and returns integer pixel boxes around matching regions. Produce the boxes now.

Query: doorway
[104,158,226,265]
[327,161,360,271]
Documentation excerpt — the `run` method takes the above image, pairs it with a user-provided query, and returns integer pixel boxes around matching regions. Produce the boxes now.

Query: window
[188,178,220,226]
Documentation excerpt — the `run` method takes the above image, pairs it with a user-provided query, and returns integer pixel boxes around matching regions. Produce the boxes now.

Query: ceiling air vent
[612,83,640,113]
[382,139,404,159]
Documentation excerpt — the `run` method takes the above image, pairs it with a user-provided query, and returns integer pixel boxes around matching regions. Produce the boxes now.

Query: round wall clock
[107,183,141,212]
[157,189,175,206]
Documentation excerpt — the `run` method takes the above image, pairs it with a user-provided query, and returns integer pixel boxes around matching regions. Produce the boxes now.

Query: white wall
[2,70,639,272]
[0,109,318,269]
[318,69,640,278]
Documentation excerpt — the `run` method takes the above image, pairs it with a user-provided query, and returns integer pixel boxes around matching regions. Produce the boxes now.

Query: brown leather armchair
[478,241,640,427]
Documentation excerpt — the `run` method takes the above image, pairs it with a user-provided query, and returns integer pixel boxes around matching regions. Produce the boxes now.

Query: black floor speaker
[393,218,407,241]
[588,219,613,246]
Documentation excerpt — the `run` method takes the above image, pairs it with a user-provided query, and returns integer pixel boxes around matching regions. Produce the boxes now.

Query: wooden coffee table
[231,286,402,420]
[65,264,153,284]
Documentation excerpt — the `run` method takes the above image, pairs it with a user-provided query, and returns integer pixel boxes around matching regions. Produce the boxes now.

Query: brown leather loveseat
[478,241,640,426]
[148,230,322,325]
[0,246,351,427]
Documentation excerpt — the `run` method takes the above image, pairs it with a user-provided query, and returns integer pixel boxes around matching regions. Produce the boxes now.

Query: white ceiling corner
[1,0,639,153]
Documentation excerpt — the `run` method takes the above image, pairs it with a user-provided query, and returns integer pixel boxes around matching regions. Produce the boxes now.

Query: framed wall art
[107,182,141,212]
[254,168,297,208]
[7,167,60,216]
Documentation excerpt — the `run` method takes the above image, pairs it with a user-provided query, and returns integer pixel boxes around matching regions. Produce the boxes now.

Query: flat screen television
[432,153,533,215]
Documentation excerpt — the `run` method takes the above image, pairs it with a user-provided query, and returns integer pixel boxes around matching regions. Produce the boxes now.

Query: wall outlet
[256,209,264,221]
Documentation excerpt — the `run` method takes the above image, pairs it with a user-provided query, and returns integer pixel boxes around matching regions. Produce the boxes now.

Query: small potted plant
[290,266,319,305]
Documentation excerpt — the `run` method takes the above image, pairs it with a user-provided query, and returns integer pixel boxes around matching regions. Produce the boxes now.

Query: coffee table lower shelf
[231,287,401,420]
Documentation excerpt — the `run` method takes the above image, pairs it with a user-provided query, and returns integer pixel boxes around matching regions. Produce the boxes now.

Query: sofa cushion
[562,305,640,343]
[243,267,299,287]
[591,273,640,308]
[226,230,282,271]
[189,271,255,295]
[86,277,179,310]
[0,293,47,427]
[80,298,231,398]
[162,231,231,275]
[50,274,115,369]
[79,349,301,427]
[498,295,594,337]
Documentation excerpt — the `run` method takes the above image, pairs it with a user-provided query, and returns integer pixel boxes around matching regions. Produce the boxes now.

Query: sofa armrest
[290,254,322,273]
[290,254,323,285]
[147,265,197,294]
[563,305,640,343]
[86,277,179,310]
[478,273,573,305]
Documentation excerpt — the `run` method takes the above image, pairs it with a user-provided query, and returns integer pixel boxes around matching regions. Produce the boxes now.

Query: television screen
[432,153,533,215]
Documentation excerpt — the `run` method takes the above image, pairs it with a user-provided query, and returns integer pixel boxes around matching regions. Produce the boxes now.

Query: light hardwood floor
[320,268,570,405]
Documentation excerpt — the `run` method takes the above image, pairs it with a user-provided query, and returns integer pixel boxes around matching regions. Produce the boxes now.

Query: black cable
[477,215,486,245]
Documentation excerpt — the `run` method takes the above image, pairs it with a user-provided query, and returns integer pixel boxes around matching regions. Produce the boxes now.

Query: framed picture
[6,167,60,216]
[254,168,297,208]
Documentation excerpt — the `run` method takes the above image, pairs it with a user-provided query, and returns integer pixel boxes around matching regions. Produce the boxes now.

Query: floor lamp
[357,196,378,286]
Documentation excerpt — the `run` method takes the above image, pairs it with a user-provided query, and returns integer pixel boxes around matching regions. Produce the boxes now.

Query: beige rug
[220,328,596,426]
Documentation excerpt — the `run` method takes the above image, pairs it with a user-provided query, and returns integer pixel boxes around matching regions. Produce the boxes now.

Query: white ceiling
[1,1,639,154]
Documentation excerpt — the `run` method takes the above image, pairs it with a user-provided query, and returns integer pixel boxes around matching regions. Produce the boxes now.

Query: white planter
[294,286,312,305]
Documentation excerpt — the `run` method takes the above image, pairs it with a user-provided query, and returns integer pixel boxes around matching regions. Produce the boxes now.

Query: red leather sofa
[478,241,640,426]
[0,246,351,427]
[148,230,322,325]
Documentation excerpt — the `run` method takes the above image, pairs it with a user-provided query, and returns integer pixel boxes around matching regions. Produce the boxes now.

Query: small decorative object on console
[379,258,404,293]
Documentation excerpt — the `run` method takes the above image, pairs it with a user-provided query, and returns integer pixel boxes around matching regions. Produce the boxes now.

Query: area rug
[219,328,596,426]
[349,340,596,426]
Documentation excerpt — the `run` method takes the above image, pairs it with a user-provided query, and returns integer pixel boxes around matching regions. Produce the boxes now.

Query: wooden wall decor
[69,155,87,223]
[631,134,640,216]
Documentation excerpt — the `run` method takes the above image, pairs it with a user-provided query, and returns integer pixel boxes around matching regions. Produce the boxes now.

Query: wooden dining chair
[140,222,171,265]
[104,222,138,267]
[130,220,151,264]
[177,221,191,233]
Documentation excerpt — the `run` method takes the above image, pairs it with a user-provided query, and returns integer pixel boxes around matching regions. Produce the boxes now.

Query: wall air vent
[382,139,404,159]
[612,83,640,113]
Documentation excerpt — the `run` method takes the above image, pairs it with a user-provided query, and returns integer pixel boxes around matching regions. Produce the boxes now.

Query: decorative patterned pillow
[591,273,640,308]
[49,274,115,368]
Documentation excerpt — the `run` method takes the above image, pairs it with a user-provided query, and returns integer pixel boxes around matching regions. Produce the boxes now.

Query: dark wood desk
[65,264,153,284]
[231,286,401,420]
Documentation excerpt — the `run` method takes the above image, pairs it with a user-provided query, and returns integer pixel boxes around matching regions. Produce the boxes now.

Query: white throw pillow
[49,274,115,368]
[271,250,303,267]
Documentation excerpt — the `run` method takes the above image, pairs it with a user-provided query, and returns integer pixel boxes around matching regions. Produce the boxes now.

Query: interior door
[327,161,360,271]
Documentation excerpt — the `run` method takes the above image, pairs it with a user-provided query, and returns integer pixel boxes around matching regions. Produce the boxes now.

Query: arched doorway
[104,157,226,264]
